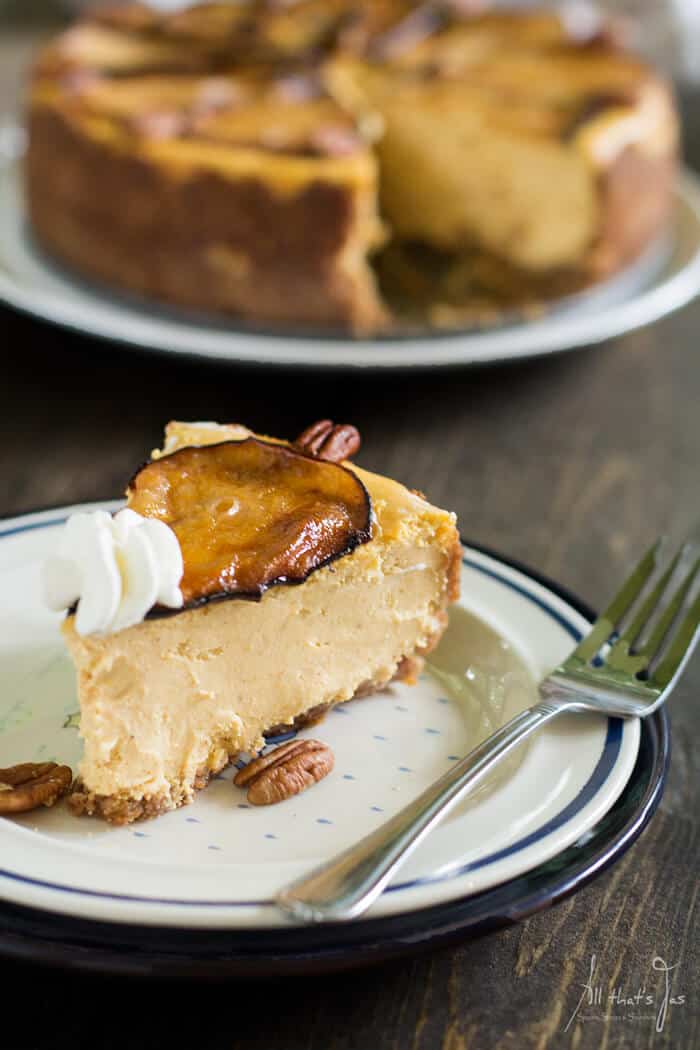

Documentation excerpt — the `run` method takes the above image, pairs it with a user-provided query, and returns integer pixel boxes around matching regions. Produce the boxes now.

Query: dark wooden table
[1,13,698,1050]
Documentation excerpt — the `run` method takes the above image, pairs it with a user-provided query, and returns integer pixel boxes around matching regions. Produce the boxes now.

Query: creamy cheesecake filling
[332,69,599,272]
[59,420,459,819]
[64,528,452,803]
[377,121,598,271]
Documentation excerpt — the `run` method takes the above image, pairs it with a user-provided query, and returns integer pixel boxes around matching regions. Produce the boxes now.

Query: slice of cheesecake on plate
[44,420,460,824]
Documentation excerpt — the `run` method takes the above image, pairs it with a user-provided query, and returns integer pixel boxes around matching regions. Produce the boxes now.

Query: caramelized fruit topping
[127,438,372,606]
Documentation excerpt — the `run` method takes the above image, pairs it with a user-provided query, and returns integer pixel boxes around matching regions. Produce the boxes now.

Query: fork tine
[604,550,700,677]
[605,548,700,673]
[649,591,700,688]
[571,539,662,663]
[636,553,700,655]
[616,551,683,649]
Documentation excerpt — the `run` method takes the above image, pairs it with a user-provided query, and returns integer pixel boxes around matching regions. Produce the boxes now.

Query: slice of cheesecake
[53,421,460,824]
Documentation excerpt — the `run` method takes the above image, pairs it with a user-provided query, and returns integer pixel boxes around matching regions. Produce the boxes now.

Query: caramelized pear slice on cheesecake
[128,437,373,605]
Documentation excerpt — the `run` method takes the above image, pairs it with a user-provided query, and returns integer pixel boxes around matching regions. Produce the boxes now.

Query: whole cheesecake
[26,2,679,333]
[44,419,461,824]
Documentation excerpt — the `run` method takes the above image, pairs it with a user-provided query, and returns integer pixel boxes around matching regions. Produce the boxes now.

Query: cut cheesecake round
[64,421,461,824]
[26,2,678,333]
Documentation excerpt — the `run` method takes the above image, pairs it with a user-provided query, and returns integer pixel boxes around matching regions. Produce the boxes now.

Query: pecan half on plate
[0,762,72,814]
[234,739,334,806]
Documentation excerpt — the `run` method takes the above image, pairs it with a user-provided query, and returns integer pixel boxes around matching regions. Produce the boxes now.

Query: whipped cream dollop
[42,509,184,636]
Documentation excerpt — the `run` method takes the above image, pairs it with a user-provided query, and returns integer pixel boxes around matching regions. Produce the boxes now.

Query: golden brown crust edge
[586,143,677,279]
[26,104,388,335]
[445,527,462,606]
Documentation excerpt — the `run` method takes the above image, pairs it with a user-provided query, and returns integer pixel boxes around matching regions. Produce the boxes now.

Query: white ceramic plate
[0,502,640,929]
[1,128,699,368]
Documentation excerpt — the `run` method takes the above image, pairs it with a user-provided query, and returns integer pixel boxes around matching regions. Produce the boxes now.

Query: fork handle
[276,699,567,923]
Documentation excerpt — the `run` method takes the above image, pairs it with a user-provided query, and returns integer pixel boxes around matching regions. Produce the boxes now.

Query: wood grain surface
[0,11,698,1050]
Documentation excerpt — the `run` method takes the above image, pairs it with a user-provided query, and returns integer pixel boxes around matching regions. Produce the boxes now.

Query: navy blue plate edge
[0,518,669,977]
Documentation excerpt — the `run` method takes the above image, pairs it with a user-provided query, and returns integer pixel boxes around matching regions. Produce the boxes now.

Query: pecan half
[0,762,73,814]
[295,420,361,462]
[234,739,334,806]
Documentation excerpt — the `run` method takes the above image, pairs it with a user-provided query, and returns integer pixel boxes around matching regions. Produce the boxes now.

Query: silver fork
[276,538,700,923]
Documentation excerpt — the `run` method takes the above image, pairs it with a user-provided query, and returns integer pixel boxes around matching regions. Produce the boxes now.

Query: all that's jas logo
[565,954,688,1034]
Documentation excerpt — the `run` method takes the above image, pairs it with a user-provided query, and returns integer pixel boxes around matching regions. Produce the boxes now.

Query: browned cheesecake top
[32,1,650,160]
